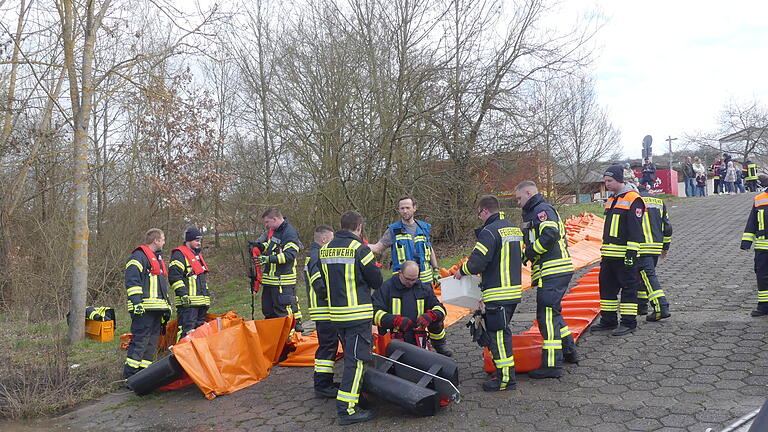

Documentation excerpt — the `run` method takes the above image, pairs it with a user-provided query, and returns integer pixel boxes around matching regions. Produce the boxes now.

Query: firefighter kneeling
[373,260,452,356]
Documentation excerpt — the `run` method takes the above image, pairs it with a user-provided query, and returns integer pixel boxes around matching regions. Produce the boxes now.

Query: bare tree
[557,75,620,197]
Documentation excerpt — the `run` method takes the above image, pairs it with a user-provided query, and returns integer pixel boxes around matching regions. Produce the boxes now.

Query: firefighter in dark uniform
[317,211,382,425]
[593,165,645,336]
[745,159,759,192]
[515,181,579,379]
[636,184,672,321]
[455,195,523,391]
[741,176,768,316]
[373,260,451,356]
[169,227,210,340]
[123,228,172,379]
[253,208,303,330]
[304,224,339,398]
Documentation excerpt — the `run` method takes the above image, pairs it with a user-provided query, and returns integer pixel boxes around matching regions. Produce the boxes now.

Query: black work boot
[432,341,453,357]
[611,325,636,336]
[564,350,581,365]
[750,309,768,317]
[482,376,515,392]
[315,386,338,398]
[646,306,671,322]
[590,320,618,331]
[528,367,563,379]
[338,408,375,425]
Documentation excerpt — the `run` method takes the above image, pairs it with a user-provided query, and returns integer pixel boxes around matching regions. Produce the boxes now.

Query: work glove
[392,315,414,332]
[433,268,441,282]
[160,311,170,335]
[132,304,145,316]
[624,250,637,267]
[180,295,191,306]
[257,255,271,265]
[524,247,536,264]
[416,310,439,328]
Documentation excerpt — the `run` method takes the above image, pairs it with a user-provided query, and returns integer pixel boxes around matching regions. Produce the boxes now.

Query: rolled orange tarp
[172,316,293,399]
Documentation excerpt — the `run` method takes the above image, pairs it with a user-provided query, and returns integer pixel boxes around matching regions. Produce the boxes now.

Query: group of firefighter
[122,161,768,426]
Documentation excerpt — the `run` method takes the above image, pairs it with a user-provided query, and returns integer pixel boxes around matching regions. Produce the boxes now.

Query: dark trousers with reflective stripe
[177,306,208,340]
[755,251,768,312]
[261,283,295,319]
[123,311,163,378]
[484,302,517,388]
[537,273,576,368]
[599,258,640,328]
[336,322,371,415]
[635,256,668,314]
[314,320,340,389]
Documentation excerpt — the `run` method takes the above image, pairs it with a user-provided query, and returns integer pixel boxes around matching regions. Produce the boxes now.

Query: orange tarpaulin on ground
[173,316,294,399]
[282,212,604,367]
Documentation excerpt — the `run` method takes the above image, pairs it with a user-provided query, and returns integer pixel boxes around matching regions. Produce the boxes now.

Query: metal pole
[666,135,678,170]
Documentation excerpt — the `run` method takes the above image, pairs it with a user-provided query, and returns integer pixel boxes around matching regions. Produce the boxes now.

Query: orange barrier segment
[283,213,604,369]
[173,316,294,399]
[484,266,603,373]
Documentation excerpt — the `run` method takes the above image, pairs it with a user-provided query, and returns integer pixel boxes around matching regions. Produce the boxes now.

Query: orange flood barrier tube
[483,265,603,373]
[172,316,294,399]
[283,212,605,368]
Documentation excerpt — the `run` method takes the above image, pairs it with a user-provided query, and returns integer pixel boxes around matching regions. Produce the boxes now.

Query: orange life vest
[135,245,168,276]
[173,245,208,275]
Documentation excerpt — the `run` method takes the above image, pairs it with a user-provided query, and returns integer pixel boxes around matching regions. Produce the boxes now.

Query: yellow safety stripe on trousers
[481,286,522,302]
[600,299,619,312]
[124,357,142,368]
[126,286,143,296]
[339,360,364,415]
[140,360,152,368]
[619,303,638,316]
[560,326,571,338]
[493,330,514,390]
[473,241,489,256]
[314,359,335,373]
[609,215,620,237]
[637,290,648,300]
[374,309,387,326]
[126,259,143,272]
[758,290,768,302]
[639,270,661,300]
[648,289,665,301]
[429,328,446,340]
[545,307,556,367]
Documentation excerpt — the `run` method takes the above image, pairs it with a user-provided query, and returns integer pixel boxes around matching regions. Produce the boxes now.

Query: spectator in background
[693,157,707,197]
[641,158,657,189]
[681,157,695,197]
[623,163,638,187]
[724,160,737,194]
[710,157,723,194]
[734,161,747,193]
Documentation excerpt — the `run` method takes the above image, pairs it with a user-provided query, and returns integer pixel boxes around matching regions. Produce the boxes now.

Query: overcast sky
[563,0,768,159]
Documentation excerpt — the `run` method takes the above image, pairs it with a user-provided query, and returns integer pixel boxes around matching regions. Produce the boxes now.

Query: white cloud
[558,0,768,158]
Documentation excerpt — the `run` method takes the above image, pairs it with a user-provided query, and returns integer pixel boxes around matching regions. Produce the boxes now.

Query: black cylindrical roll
[126,354,184,396]
[362,368,439,416]
[385,339,459,385]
